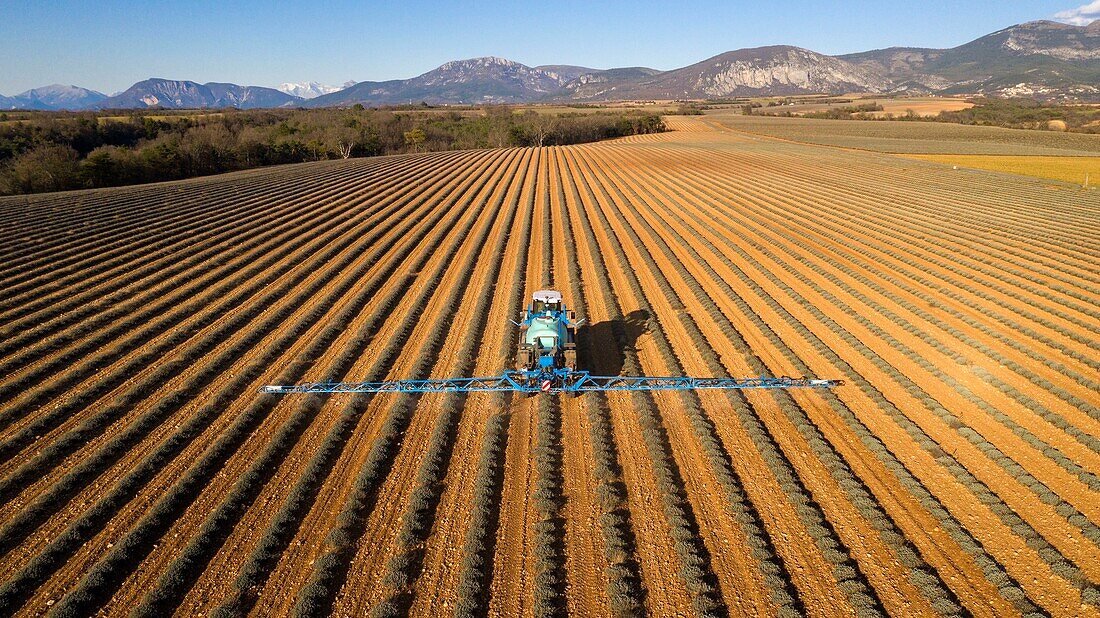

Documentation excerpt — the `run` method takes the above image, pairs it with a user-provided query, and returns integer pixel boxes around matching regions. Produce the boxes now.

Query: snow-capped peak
[277,81,346,99]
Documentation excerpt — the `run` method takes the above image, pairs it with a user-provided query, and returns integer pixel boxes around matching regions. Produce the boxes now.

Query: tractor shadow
[578,309,650,376]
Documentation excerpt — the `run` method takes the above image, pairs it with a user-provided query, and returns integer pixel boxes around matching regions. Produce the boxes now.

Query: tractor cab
[531,289,563,316]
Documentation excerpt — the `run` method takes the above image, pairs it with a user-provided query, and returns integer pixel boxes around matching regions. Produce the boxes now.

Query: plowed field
[0,115,1097,618]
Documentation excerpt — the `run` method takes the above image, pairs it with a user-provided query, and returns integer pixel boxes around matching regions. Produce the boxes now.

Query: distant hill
[565,67,664,99]
[534,65,598,82]
[99,79,214,109]
[3,19,1099,109]
[97,79,302,109]
[589,46,890,99]
[205,83,303,108]
[6,84,107,110]
[838,48,952,92]
[277,81,347,99]
[305,20,1099,105]
[974,19,1100,62]
[306,57,568,107]
[843,20,1100,97]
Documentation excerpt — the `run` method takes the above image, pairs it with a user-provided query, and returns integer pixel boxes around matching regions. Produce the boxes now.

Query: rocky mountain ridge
[0,84,107,110]
[843,20,1100,98]
[97,79,302,109]
[277,81,351,99]
[3,19,1097,110]
[602,46,893,99]
[306,57,569,107]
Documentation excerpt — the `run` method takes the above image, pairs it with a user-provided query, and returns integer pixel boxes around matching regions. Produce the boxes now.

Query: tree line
[933,98,1100,132]
[0,107,665,195]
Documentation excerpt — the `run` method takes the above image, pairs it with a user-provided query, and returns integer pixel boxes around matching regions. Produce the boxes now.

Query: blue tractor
[515,289,578,374]
[262,289,841,395]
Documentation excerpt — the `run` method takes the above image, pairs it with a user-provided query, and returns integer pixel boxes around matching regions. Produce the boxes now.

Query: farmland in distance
[0,114,1097,617]
[715,112,1100,155]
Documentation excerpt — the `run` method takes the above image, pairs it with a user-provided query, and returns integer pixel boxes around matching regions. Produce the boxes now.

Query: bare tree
[325,126,358,159]
[529,113,556,147]
[488,122,509,148]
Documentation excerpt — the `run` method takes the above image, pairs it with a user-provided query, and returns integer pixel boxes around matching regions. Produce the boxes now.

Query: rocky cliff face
[534,65,597,82]
[307,29,1100,105]
[693,47,891,96]
[995,19,1100,61]
[417,57,564,92]
[564,67,663,99]
[839,48,953,90]
[591,46,891,99]
[839,20,1100,100]
[102,79,212,108]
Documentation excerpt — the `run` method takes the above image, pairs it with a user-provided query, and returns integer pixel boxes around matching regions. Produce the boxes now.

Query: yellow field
[869,99,975,118]
[756,97,974,118]
[901,154,1100,185]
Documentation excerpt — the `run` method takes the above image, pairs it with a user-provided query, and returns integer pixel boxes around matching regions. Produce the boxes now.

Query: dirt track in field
[0,114,1097,617]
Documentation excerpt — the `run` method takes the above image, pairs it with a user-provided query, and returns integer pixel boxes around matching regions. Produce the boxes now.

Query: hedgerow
[0,107,666,195]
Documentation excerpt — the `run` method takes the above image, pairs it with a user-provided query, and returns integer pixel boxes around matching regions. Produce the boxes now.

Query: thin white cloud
[1054,0,1100,25]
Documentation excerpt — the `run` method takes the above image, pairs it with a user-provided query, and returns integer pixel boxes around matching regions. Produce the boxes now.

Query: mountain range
[0,84,108,110]
[95,79,303,109]
[841,19,1100,98]
[277,81,356,99]
[2,19,1097,111]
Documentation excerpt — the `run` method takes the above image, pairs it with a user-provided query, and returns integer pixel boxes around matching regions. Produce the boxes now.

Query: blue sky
[0,0,1092,95]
